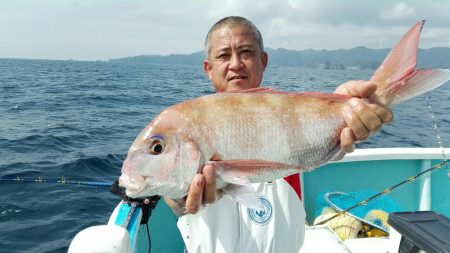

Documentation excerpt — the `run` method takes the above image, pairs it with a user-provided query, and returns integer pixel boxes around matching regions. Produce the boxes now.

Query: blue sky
[1,0,449,61]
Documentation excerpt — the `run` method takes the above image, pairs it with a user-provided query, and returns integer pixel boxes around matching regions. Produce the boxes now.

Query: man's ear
[203,60,212,79]
[261,51,268,70]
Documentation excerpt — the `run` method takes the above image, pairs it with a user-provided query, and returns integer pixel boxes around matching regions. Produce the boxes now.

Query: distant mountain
[109,51,204,65]
[109,47,450,69]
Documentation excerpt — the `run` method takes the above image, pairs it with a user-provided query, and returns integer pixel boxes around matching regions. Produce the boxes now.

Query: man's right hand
[164,164,221,216]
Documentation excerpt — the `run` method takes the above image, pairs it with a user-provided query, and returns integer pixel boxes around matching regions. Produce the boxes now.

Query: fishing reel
[110,180,160,224]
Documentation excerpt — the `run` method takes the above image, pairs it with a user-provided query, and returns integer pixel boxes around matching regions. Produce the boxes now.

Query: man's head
[203,16,268,92]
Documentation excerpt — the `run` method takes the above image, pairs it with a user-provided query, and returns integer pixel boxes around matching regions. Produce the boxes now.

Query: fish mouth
[118,173,148,197]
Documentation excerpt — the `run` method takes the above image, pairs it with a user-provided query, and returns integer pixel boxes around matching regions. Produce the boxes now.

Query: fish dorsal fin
[226,87,290,94]
[371,21,424,99]
[225,87,350,101]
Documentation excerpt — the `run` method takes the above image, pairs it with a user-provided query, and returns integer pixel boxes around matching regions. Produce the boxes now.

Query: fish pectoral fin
[223,183,264,210]
[209,159,301,176]
[209,159,299,210]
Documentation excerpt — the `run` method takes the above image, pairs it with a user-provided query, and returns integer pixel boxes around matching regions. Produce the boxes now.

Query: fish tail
[371,20,450,106]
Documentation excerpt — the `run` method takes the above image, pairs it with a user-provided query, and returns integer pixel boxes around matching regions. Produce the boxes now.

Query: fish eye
[149,138,165,155]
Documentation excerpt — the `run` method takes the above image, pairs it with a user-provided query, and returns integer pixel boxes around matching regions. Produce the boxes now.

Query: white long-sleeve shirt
[177,178,305,253]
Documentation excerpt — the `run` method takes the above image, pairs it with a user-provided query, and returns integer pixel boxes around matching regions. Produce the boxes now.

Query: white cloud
[380,2,416,21]
[0,0,449,60]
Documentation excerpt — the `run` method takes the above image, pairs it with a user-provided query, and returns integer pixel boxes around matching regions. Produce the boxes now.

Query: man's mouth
[228,75,247,81]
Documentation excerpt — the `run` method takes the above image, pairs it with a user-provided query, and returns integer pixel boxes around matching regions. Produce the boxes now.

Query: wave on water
[1,153,123,178]
[1,134,83,153]
[0,59,448,253]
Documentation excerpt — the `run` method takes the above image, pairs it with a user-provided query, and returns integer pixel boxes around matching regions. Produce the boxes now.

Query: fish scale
[119,21,450,205]
[188,94,344,166]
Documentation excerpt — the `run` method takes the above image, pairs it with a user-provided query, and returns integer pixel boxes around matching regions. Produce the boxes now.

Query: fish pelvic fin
[223,183,265,210]
[371,20,450,106]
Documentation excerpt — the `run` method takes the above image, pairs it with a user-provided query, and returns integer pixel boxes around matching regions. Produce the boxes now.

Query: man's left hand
[335,80,393,153]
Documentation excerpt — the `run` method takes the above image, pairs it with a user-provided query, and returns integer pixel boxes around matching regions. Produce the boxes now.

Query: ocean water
[0,58,449,252]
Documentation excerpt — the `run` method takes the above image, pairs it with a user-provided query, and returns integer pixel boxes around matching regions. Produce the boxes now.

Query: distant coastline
[2,46,450,70]
[108,46,450,70]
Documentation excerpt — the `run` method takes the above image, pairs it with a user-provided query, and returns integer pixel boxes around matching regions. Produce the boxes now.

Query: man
[165,16,392,252]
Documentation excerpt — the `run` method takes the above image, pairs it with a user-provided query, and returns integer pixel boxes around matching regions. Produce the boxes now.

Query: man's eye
[240,50,253,56]
[217,53,229,59]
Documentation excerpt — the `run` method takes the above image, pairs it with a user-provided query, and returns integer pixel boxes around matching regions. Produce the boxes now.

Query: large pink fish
[119,21,450,205]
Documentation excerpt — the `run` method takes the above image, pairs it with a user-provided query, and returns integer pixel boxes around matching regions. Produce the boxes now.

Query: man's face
[203,25,268,92]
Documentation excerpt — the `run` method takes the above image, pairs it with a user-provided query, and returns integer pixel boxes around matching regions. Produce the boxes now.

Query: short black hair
[204,16,264,59]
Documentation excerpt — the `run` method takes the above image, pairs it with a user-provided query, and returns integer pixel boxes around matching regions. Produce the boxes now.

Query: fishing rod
[0,176,113,187]
[1,174,160,253]
[317,92,450,227]
[315,158,450,226]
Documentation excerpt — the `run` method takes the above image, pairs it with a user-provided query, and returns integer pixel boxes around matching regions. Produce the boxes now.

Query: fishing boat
[68,147,450,253]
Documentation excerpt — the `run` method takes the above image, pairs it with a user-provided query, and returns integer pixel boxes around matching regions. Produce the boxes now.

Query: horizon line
[1,45,449,62]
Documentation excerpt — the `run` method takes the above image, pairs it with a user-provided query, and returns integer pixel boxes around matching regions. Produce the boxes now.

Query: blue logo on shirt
[247,196,272,225]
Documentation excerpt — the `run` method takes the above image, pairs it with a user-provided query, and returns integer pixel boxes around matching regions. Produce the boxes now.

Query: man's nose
[229,53,243,70]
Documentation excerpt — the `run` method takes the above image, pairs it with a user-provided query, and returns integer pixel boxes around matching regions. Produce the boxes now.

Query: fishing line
[315,159,450,226]
[0,176,113,187]
[433,200,450,214]
[424,92,450,177]
[2,175,158,252]
[145,222,152,253]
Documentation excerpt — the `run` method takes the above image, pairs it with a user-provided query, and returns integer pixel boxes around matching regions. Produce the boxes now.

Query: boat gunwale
[334,148,450,163]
